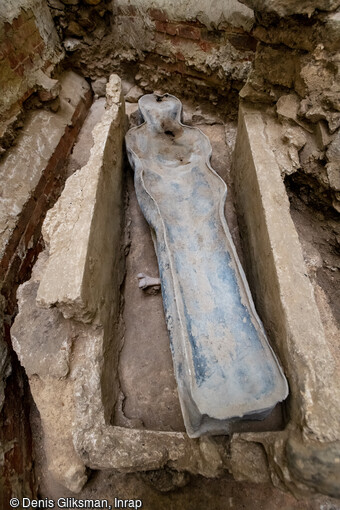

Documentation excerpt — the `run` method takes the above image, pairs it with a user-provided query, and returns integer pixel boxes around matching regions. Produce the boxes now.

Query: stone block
[10,72,127,491]
[37,74,125,325]
[230,437,270,484]
[11,253,72,379]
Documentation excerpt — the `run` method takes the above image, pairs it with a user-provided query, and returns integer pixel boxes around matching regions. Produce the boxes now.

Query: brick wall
[112,5,257,100]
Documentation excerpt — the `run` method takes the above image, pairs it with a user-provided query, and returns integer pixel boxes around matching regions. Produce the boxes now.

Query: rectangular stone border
[12,93,340,498]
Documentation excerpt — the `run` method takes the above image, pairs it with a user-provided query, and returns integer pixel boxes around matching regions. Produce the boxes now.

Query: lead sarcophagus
[125,94,288,438]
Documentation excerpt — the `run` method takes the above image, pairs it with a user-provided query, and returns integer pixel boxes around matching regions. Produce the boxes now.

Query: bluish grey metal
[125,94,289,438]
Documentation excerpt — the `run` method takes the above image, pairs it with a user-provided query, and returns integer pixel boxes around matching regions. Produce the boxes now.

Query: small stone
[326,163,340,191]
[48,0,65,9]
[332,199,340,214]
[92,25,106,40]
[282,126,306,150]
[63,38,82,52]
[326,130,340,163]
[315,121,332,150]
[66,21,86,38]
[276,94,299,122]
[91,77,108,97]
[83,0,101,4]
[305,105,326,123]
[239,82,274,103]
[36,71,61,102]
[48,97,61,113]
[328,113,340,133]
[121,80,135,95]
[323,91,340,112]
[125,85,144,103]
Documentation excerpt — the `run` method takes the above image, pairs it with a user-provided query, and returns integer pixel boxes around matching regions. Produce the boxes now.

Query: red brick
[116,5,137,16]
[228,33,257,52]
[171,35,195,47]
[22,56,34,71]
[148,8,167,21]
[19,19,38,40]
[175,50,185,61]
[154,32,167,44]
[165,23,177,36]
[29,30,42,49]
[155,20,166,33]
[36,41,45,56]
[0,40,14,58]
[14,64,25,77]
[199,40,214,52]
[7,52,20,69]
[200,28,221,43]
[11,30,27,50]
[4,22,13,35]
[177,24,200,40]
[24,31,42,55]
[11,15,24,31]
[14,48,27,63]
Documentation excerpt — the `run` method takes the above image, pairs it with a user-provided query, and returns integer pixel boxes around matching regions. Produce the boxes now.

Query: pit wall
[0,0,64,151]
[237,0,340,212]
[51,0,256,106]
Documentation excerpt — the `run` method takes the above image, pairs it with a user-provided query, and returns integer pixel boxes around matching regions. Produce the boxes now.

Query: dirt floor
[32,93,340,509]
